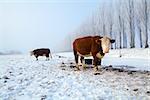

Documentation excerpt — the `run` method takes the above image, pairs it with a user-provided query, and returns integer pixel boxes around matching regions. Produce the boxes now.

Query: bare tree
[72,0,149,50]
[125,0,135,48]
[143,0,149,48]
[135,0,142,48]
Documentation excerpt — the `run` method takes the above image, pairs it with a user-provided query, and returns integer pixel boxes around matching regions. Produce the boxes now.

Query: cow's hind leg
[46,55,49,61]
[73,49,80,71]
[80,56,86,70]
[35,56,38,61]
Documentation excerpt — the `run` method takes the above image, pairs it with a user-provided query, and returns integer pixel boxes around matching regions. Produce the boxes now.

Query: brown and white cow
[30,48,52,60]
[73,36,115,72]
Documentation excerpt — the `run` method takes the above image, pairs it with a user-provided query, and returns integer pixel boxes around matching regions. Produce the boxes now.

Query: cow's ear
[110,39,115,43]
[95,39,101,44]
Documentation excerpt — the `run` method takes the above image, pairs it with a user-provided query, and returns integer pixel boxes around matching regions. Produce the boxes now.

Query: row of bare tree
[73,0,149,49]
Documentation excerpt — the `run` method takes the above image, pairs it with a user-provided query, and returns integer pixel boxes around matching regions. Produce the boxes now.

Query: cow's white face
[101,37,111,53]
[97,36,115,53]
[30,51,34,56]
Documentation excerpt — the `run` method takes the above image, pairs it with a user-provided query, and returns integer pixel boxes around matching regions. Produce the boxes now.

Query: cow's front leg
[98,59,102,71]
[93,57,99,72]
[36,57,38,61]
[47,55,50,60]
[34,54,38,61]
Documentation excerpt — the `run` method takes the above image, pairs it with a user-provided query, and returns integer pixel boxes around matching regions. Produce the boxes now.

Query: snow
[57,48,150,71]
[104,48,150,59]
[0,49,150,100]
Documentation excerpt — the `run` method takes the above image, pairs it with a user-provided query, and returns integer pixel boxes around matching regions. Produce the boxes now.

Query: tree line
[72,0,150,49]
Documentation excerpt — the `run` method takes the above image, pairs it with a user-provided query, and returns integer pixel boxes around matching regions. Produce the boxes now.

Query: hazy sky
[0,0,100,53]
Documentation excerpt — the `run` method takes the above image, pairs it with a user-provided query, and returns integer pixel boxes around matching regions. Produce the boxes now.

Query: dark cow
[30,48,52,60]
[73,36,115,72]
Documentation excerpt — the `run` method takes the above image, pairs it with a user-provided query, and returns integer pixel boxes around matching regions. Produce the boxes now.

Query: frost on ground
[0,49,150,100]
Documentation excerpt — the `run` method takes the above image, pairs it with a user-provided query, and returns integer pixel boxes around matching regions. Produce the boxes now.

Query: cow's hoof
[93,68,98,72]
[70,65,75,68]
[74,68,80,71]
[82,66,86,70]
[94,72,101,75]
[62,68,66,70]
[60,64,66,67]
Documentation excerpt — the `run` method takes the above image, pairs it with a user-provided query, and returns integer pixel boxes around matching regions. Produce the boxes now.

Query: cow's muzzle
[103,50,109,53]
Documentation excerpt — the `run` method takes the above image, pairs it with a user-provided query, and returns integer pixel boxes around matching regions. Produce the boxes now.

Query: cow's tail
[73,45,80,70]
[49,50,52,59]
[73,45,78,64]
[50,53,52,59]
[73,49,77,57]
[73,42,77,59]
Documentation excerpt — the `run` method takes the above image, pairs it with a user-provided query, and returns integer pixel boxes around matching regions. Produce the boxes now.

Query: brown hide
[31,48,51,60]
[73,36,102,57]
[73,36,115,71]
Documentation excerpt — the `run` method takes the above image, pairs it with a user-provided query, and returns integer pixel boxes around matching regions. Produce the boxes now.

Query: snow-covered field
[0,49,150,100]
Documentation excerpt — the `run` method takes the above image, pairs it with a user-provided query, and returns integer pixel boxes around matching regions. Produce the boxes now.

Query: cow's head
[96,36,115,53]
[30,51,34,56]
